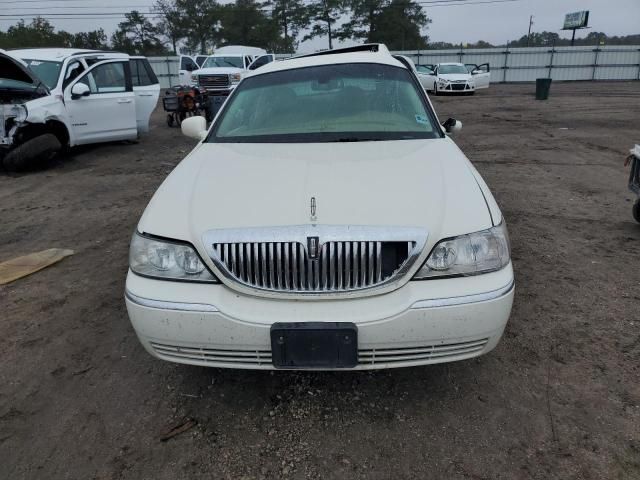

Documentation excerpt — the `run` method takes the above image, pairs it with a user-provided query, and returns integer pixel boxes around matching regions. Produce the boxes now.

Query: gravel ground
[1,82,639,479]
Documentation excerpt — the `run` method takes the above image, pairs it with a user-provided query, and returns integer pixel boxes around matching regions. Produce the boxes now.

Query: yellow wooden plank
[0,249,74,285]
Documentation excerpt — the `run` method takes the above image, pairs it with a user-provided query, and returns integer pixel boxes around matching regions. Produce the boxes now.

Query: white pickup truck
[0,48,160,170]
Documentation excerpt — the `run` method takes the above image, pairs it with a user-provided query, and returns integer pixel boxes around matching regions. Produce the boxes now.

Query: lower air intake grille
[359,338,489,365]
[151,342,272,366]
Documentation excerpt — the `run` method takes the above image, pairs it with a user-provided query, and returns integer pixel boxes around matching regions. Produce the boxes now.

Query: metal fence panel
[149,45,640,86]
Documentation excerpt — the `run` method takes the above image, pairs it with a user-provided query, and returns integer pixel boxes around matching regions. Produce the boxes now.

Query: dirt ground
[1,82,639,479]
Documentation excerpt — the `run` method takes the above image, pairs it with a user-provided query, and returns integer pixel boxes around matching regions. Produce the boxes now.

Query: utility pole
[526,15,534,47]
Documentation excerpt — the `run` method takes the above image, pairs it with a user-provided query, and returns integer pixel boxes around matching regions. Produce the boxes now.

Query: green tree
[175,0,222,54]
[0,18,59,49]
[220,0,280,51]
[304,0,348,49]
[72,29,109,50]
[268,0,310,52]
[372,0,429,50]
[154,0,186,54]
[336,0,386,42]
[111,10,167,55]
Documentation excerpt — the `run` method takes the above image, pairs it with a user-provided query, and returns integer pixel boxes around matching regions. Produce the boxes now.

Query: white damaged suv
[125,44,514,370]
[1,49,159,170]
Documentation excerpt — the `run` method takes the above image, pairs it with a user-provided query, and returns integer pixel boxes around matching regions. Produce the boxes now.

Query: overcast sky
[0,0,638,52]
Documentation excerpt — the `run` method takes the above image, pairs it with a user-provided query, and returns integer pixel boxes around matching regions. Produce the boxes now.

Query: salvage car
[417,62,490,94]
[1,48,159,170]
[125,44,514,370]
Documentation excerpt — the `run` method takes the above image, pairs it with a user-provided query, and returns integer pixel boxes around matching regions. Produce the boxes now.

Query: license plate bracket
[270,322,358,369]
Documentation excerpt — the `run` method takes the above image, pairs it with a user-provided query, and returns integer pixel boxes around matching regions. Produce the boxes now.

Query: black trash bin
[535,78,552,100]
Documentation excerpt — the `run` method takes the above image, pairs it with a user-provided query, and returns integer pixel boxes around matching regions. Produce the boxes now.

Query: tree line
[0,0,431,55]
[1,4,638,56]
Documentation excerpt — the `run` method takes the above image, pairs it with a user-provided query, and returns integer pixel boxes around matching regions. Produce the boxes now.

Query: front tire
[633,199,640,223]
[2,134,61,172]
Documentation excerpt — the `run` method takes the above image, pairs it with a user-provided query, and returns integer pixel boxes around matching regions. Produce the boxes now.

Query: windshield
[202,56,244,69]
[438,65,468,75]
[210,63,441,143]
[22,59,62,89]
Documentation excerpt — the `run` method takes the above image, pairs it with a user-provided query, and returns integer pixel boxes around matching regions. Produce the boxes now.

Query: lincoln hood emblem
[310,196,317,222]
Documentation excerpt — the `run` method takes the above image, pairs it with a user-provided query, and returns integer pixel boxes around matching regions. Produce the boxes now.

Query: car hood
[195,67,243,75]
[439,74,471,82]
[0,51,48,90]
[138,138,494,256]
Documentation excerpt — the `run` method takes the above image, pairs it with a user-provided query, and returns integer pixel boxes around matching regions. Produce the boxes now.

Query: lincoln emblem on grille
[307,236,319,259]
[310,196,317,222]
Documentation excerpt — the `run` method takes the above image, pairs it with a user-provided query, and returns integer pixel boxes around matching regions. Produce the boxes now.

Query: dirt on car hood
[137,138,494,255]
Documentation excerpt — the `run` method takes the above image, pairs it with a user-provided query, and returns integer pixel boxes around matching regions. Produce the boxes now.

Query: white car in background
[125,43,514,371]
[416,62,491,95]
[190,52,275,94]
[1,48,159,170]
[178,54,209,85]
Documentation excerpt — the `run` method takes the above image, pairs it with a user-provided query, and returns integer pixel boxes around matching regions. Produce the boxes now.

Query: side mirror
[442,118,462,135]
[181,115,208,140]
[71,83,90,99]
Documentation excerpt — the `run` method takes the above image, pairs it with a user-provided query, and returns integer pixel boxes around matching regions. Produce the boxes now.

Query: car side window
[131,59,153,87]
[249,55,273,70]
[63,61,85,89]
[181,57,198,71]
[245,56,252,69]
[76,62,127,94]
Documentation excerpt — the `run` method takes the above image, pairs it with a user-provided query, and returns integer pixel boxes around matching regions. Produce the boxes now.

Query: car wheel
[633,199,640,223]
[2,133,62,172]
[434,84,438,96]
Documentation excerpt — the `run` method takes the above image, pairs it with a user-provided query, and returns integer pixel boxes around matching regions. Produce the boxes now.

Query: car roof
[438,62,465,66]
[246,44,404,78]
[9,48,129,61]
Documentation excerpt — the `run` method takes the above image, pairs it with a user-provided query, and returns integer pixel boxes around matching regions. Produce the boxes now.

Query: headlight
[129,233,219,283]
[191,74,199,84]
[413,222,510,279]
[230,73,242,84]
[10,104,28,123]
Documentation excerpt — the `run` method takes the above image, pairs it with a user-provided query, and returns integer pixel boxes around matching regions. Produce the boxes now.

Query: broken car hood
[0,51,48,92]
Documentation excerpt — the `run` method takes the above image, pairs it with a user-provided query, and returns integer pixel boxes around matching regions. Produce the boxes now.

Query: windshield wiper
[334,137,383,142]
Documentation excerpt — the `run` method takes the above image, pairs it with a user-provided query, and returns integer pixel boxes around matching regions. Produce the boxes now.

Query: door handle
[117,99,133,104]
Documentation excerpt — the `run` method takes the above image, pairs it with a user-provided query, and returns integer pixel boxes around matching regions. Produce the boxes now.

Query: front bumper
[125,264,514,370]
[439,82,475,93]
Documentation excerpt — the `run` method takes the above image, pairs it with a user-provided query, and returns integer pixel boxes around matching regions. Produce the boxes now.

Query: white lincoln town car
[125,44,514,370]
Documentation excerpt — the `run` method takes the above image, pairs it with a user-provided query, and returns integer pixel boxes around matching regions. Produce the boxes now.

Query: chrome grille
[203,226,428,296]
[198,74,230,90]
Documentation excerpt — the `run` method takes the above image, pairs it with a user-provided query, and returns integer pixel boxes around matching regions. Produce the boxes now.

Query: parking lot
[1,82,639,479]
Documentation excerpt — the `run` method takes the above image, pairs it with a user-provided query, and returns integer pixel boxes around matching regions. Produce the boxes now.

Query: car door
[179,55,198,85]
[64,59,137,145]
[248,54,275,71]
[131,57,160,134]
[470,63,491,89]
[415,65,436,91]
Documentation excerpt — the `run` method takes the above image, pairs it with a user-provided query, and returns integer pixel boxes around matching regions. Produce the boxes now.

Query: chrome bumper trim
[410,279,514,309]
[125,290,220,313]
